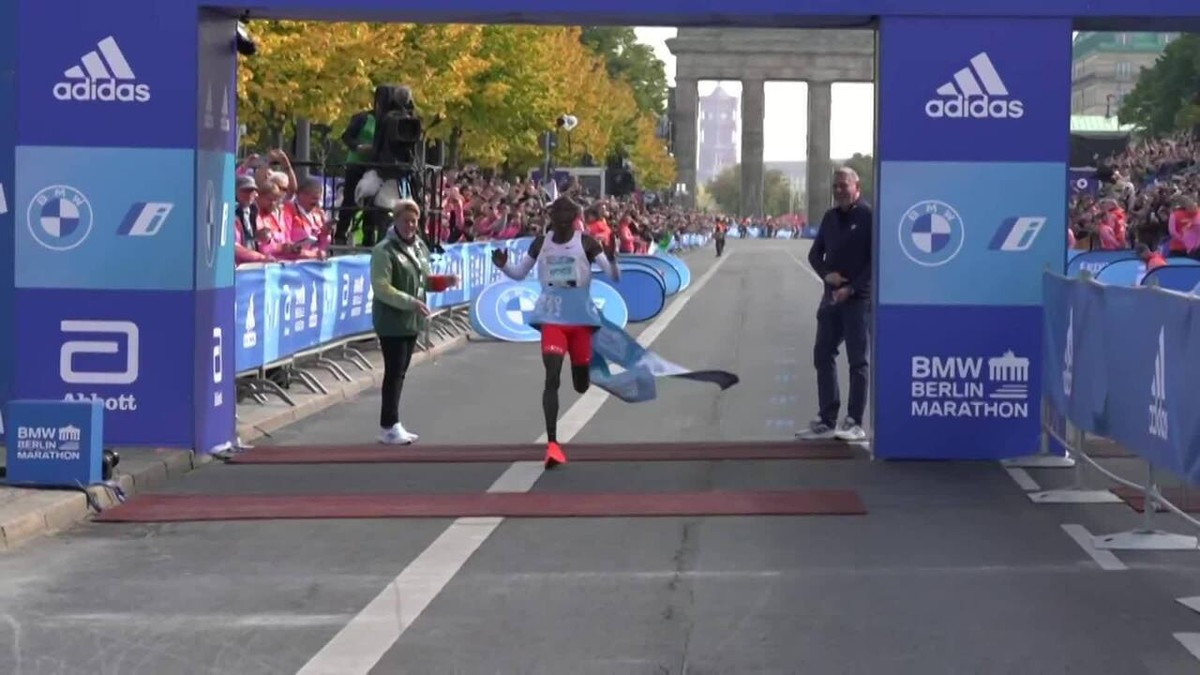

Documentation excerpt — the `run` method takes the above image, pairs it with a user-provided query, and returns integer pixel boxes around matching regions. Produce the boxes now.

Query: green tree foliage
[705,164,798,217]
[1118,34,1200,136]
[579,27,669,116]
[237,21,676,189]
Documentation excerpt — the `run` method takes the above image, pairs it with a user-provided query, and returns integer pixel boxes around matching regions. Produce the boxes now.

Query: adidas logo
[54,36,151,103]
[925,52,1023,120]
[1149,326,1168,440]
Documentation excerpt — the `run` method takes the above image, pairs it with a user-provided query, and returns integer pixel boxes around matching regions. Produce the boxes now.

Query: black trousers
[379,335,418,428]
[813,297,870,425]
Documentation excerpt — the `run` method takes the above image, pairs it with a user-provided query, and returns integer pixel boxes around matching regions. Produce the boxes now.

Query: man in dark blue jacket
[798,167,871,442]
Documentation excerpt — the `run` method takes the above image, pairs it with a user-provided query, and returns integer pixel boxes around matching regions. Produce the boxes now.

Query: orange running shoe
[544,441,568,469]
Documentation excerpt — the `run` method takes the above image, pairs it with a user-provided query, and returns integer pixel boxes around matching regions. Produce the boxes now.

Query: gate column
[7,0,236,453]
[872,17,1072,459]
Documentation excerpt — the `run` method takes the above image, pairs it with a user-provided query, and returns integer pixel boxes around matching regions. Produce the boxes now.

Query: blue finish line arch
[2,0,1198,459]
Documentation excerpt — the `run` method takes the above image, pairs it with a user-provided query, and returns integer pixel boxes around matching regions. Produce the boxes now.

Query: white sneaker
[834,419,867,442]
[796,418,837,440]
[378,424,413,445]
[396,422,418,442]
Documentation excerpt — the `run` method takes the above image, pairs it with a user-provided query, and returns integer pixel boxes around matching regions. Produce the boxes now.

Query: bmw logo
[493,285,540,338]
[898,200,964,267]
[27,185,93,251]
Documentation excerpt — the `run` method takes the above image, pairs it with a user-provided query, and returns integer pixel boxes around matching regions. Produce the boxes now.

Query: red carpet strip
[92,489,867,522]
[226,441,861,464]
[1110,486,1200,513]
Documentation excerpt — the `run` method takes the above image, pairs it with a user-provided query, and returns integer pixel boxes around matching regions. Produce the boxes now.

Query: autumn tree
[1118,34,1200,136]
[236,21,675,189]
[579,27,669,116]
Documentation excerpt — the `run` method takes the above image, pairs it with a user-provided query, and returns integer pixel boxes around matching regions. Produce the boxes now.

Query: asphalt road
[2,239,1200,674]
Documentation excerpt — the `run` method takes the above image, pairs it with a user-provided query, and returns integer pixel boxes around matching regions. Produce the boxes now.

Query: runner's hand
[491,249,508,268]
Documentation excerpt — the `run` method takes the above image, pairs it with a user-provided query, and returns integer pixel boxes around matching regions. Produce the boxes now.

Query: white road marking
[1004,467,1041,491]
[296,252,733,675]
[1177,597,1200,615]
[785,247,824,285]
[1173,633,1200,661]
[1060,524,1127,571]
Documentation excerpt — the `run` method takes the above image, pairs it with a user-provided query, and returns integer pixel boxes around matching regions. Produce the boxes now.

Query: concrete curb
[0,333,469,552]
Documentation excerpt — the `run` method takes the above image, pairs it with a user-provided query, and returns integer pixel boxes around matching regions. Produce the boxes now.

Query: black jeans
[379,335,418,428]
[813,297,870,426]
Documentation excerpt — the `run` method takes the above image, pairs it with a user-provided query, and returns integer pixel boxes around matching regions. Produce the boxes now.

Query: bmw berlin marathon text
[925,52,1023,120]
[910,351,1031,419]
[13,424,83,461]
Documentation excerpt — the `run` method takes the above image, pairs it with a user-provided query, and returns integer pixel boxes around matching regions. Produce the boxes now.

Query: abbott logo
[1149,327,1168,440]
[925,52,1024,120]
[55,36,150,103]
[59,320,139,385]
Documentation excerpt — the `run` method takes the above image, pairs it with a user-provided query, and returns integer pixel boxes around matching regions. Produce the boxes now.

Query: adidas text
[925,97,1024,119]
[54,80,150,103]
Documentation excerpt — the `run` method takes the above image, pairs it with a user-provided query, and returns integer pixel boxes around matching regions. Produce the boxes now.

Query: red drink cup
[428,274,459,292]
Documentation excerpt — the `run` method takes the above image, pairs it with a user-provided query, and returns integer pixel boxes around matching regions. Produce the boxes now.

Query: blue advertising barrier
[469,279,628,342]
[1141,263,1200,293]
[622,255,682,296]
[235,238,540,373]
[1092,257,1200,287]
[654,252,692,292]
[592,264,667,323]
[5,399,103,488]
[1067,250,1135,277]
[1043,271,1200,484]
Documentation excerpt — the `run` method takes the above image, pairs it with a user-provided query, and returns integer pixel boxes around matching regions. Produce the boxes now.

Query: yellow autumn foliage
[237,21,675,189]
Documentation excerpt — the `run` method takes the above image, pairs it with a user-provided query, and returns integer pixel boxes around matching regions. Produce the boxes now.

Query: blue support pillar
[872,17,1072,459]
[10,0,235,452]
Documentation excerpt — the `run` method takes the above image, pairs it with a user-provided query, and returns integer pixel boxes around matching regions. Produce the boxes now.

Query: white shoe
[834,419,867,442]
[796,418,837,440]
[396,422,419,442]
[378,424,413,445]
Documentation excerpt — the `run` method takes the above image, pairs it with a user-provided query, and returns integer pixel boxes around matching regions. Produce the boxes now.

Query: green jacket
[370,230,432,337]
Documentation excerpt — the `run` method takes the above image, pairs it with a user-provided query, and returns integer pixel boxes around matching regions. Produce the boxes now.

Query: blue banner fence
[1024,268,1200,551]
[234,234,710,406]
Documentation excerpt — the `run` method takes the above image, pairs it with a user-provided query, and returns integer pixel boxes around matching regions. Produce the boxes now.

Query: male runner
[491,196,620,468]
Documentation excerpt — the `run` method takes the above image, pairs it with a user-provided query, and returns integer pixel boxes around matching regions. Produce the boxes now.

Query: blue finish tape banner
[0,0,15,440]
[874,304,1042,460]
[469,279,628,343]
[194,286,235,453]
[593,265,666,323]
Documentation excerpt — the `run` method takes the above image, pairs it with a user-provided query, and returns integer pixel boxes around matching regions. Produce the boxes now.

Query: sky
[633,27,876,162]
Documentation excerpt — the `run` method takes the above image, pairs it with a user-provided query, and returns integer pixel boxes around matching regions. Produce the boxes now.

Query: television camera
[352,84,447,250]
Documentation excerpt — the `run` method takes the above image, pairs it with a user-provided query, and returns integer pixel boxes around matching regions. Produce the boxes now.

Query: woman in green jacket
[370,198,442,445]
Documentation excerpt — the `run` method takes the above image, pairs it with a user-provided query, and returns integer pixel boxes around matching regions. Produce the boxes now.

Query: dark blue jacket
[807,199,872,300]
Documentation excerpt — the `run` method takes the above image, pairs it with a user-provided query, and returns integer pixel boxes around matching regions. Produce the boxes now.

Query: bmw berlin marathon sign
[911,350,1031,419]
[925,52,1023,120]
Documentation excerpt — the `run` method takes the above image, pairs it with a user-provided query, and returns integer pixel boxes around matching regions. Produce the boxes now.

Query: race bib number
[545,255,577,285]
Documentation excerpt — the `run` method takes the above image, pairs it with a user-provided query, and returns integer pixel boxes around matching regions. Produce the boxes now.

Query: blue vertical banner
[0,0,16,440]
[193,11,239,451]
[12,0,207,450]
[874,16,1071,459]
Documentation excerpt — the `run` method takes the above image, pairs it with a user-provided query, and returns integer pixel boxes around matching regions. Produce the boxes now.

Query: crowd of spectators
[230,149,720,266]
[1069,133,1200,264]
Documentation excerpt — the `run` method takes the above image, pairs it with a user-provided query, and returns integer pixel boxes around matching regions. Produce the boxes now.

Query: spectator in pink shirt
[1167,198,1200,258]
[284,177,332,260]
